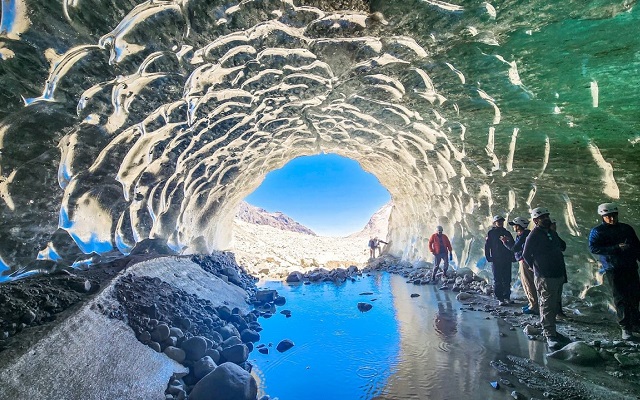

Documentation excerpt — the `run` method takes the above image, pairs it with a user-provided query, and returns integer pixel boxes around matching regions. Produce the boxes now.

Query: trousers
[492,260,512,301]
[535,275,564,338]
[603,267,640,330]
[519,260,538,309]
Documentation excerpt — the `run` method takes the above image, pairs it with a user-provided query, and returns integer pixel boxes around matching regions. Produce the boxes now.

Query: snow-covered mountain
[235,201,316,235]
[231,202,392,279]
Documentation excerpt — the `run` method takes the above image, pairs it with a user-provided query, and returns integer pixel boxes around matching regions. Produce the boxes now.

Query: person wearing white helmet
[501,217,537,314]
[428,225,453,283]
[589,202,640,341]
[522,207,568,350]
[484,215,515,306]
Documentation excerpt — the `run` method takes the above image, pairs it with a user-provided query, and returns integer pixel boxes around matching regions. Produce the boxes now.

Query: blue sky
[245,153,391,237]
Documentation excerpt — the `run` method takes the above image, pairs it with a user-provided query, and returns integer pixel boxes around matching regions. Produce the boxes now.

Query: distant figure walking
[522,207,568,350]
[501,217,537,314]
[428,226,453,282]
[485,215,515,306]
[368,237,387,259]
[589,202,640,341]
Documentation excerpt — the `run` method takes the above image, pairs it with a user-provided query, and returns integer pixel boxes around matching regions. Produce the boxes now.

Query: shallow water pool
[251,273,552,399]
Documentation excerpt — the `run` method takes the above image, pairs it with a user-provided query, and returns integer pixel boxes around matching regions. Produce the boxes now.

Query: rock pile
[190,254,257,292]
[95,255,292,400]
[285,265,361,284]
[0,261,128,353]
[363,255,493,296]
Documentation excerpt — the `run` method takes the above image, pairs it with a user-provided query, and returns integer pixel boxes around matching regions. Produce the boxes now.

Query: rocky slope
[235,202,316,236]
[231,202,392,279]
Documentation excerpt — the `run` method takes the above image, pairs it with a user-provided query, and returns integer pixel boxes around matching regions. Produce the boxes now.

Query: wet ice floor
[251,272,559,400]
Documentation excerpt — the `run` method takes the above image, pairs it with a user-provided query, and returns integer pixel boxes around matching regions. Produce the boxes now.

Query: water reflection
[253,273,547,399]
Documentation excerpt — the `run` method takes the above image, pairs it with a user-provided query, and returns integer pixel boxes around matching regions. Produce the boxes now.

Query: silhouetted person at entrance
[428,225,453,282]
[522,207,568,350]
[368,237,387,259]
[501,217,537,314]
[589,202,640,341]
[484,215,515,306]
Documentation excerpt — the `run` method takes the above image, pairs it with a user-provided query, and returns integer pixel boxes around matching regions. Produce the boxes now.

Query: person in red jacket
[428,226,453,282]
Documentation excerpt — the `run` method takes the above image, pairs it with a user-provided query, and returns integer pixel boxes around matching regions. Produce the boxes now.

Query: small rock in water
[359,292,374,295]
[276,339,295,353]
[511,390,526,399]
[500,379,513,387]
[255,289,277,303]
[410,293,420,298]
[357,302,373,312]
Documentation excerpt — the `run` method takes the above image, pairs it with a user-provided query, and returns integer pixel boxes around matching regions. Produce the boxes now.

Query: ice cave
[1,0,639,297]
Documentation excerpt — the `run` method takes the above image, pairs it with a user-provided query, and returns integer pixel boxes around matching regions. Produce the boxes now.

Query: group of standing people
[486,208,569,349]
[431,202,640,350]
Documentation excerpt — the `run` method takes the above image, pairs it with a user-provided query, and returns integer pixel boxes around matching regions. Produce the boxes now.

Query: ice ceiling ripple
[1,0,640,293]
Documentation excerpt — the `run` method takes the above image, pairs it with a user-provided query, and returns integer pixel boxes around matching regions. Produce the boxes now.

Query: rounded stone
[221,344,249,364]
[205,348,221,364]
[169,327,184,339]
[189,362,257,400]
[164,346,186,364]
[151,323,171,342]
[149,341,162,352]
[276,339,294,353]
[181,336,208,361]
[194,356,217,380]
[139,331,151,343]
[240,329,260,343]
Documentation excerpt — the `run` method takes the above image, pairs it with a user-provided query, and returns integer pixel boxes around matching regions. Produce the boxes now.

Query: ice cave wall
[0,0,639,295]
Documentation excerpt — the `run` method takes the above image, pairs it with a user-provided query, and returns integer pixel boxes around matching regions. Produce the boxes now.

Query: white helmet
[492,215,505,222]
[598,203,618,216]
[436,225,443,232]
[508,217,529,228]
[530,207,550,219]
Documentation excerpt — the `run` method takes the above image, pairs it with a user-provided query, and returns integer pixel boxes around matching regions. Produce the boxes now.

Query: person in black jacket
[589,202,640,340]
[501,217,537,314]
[484,215,515,306]
[522,207,568,350]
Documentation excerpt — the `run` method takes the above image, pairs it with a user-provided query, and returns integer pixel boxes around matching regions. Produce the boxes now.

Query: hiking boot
[546,336,561,350]
[498,300,509,306]
[555,332,571,343]
[622,329,635,341]
[522,307,539,315]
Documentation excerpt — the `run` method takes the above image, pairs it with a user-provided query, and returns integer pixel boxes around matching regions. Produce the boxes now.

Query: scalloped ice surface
[1,0,639,292]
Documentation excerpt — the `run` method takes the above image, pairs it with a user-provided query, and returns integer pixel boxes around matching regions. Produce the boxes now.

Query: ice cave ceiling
[0,0,639,290]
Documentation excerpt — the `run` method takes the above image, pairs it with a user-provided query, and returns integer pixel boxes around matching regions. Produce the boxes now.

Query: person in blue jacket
[501,217,537,314]
[484,215,515,306]
[522,207,568,350]
[589,202,640,341]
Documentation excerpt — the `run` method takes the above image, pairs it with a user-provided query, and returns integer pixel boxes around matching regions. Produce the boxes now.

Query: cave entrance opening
[230,153,391,279]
